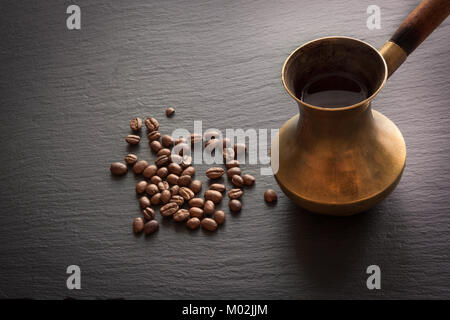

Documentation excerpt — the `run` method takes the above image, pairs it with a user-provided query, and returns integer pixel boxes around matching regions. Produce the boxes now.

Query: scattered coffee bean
[209,183,226,193]
[204,200,215,215]
[231,175,244,187]
[151,193,161,205]
[189,198,204,208]
[204,138,221,151]
[110,162,128,176]
[170,185,180,196]
[182,166,195,177]
[160,190,171,204]
[130,117,143,132]
[144,117,159,132]
[214,210,226,225]
[157,181,169,191]
[175,137,187,145]
[146,184,159,196]
[186,217,201,230]
[223,148,235,161]
[168,162,183,175]
[204,130,220,141]
[166,174,179,185]
[136,181,148,194]
[201,218,218,231]
[150,140,163,153]
[242,174,255,186]
[156,167,168,178]
[160,202,179,217]
[155,154,170,167]
[234,143,247,154]
[150,175,162,184]
[133,160,149,174]
[139,196,151,209]
[264,189,277,203]
[126,134,140,145]
[142,164,157,178]
[124,154,138,165]
[133,217,144,233]
[173,209,190,222]
[170,195,184,206]
[147,131,161,141]
[161,135,174,147]
[166,107,175,117]
[204,190,222,204]
[142,207,155,220]
[229,199,242,212]
[189,207,204,219]
[179,187,194,201]
[178,175,192,187]
[228,188,243,199]
[174,143,191,156]
[206,167,224,179]
[190,180,202,193]
[226,167,241,178]
[190,133,203,144]
[221,138,231,147]
[157,148,171,157]
[225,160,239,169]
[180,155,192,168]
[144,220,158,235]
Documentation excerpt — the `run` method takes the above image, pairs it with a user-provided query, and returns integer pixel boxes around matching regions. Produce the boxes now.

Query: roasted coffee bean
[142,164,157,178]
[190,180,202,193]
[189,198,204,208]
[181,155,192,168]
[228,188,243,199]
[229,199,242,212]
[166,107,175,117]
[158,181,169,191]
[204,190,222,204]
[166,174,179,185]
[150,140,163,153]
[190,133,203,144]
[226,167,241,178]
[209,183,226,193]
[186,217,201,230]
[225,160,239,169]
[147,131,161,141]
[234,143,247,154]
[170,185,180,196]
[179,187,194,201]
[221,138,231,147]
[223,147,235,161]
[206,167,224,179]
[182,166,195,177]
[142,207,155,220]
[156,167,168,178]
[157,148,171,157]
[139,196,151,209]
[231,175,244,187]
[150,175,162,184]
[264,189,277,203]
[133,217,144,233]
[146,184,159,196]
[204,130,220,140]
[136,181,148,194]
[173,142,190,156]
[204,138,221,151]
[155,155,170,167]
[189,207,204,219]
[161,135,174,147]
[168,162,183,175]
[133,160,149,174]
[160,202,179,217]
[151,193,161,205]
[204,200,215,215]
[170,195,184,206]
[173,209,190,222]
[201,218,218,231]
[214,210,226,225]
[175,137,187,145]
[110,162,127,176]
[124,154,138,165]
[160,189,171,204]
[242,174,255,186]
[130,117,143,131]
[144,220,158,235]
[178,175,192,187]
[126,134,140,145]
[144,117,159,132]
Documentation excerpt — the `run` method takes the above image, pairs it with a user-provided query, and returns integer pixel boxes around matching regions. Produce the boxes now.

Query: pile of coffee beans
[110,107,277,236]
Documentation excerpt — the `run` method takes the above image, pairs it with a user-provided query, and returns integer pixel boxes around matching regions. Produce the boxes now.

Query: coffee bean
[204,138,221,151]
[160,189,171,204]
[110,162,127,176]
[157,148,171,157]
[142,164,157,178]
[189,207,204,219]
[221,138,231,147]
[130,117,143,131]
[182,166,195,177]
[188,198,204,208]
[190,133,203,144]
[223,148,235,161]
[181,155,192,168]
[175,137,187,145]
[170,195,184,206]
[157,181,169,191]
[168,162,183,175]
[204,130,221,140]
[173,143,190,156]
[151,193,161,205]
[147,131,161,141]
[214,210,226,225]
[226,167,241,178]
[209,183,226,193]
[264,189,277,203]
[142,207,155,220]
[173,209,190,222]
[126,134,140,145]
[166,107,175,117]
[179,187,194,201]
[204,200,215,215]
[206,167,224,179]
[124,154,138,165]
[135,180,148,194]
[231,175,244,187]
[225,160,239,169]
[186,217,201,230]
[228,188,243,199]
[160,202,179,217]
[229,199,242,212]
[190,180,202,193]
[161,135,174,147]
[166,174,179,185]
[234,143,247,154]
[139,196,151,209]
[150,175,162,184]
[150,141,163,153]
[201,218,218,231]
[242,174,255,186]
[178,175,192,187]
[204,190,222,204]
[146,184,159,196]
[145,117,159,132]
[170,185,180,196]
[144,220,158,235]
[155,155,170,167]
[156,167,168,178]
[133,160,149,174]
[133,217,144,233]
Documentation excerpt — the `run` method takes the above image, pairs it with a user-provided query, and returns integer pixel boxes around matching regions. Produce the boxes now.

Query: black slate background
[0,0,449,299]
